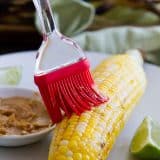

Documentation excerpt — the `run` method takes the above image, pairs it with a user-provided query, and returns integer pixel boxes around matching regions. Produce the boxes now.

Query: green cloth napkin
[74,26,160,65]
[35,0,160,65]
[90,6,160,30]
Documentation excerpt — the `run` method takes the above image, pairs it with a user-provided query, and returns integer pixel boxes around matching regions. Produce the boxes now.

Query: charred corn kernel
[48,50,147,160]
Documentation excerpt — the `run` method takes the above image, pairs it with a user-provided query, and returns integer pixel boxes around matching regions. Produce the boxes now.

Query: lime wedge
[130,116,160,159]
[0,66,22,85]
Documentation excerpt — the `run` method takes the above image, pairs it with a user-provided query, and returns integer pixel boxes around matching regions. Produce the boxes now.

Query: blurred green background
[1,0,160,65]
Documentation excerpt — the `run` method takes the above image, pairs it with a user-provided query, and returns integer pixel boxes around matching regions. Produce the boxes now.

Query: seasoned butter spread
[0,97,52,135]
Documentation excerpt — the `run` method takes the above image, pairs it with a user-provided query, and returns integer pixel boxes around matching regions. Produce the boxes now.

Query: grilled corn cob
[48,50,146,160]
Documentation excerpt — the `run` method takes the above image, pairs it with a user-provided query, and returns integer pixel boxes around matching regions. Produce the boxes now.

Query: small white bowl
[0,87,55,147]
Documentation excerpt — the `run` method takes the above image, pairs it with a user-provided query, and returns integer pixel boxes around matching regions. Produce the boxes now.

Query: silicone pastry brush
[33,0,108,123]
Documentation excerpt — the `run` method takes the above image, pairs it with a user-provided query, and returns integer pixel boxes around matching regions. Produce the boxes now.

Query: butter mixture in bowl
[0,87,54,147]
[0,97,52,136]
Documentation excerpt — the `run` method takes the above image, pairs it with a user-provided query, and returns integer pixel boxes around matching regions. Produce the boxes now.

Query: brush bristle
[35,59,108,123]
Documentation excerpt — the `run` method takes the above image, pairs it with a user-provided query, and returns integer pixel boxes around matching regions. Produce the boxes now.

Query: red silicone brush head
[34,58,108,123]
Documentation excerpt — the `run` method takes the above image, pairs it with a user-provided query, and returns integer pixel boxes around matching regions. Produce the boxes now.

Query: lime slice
[130,116,160,159]
[0,66,22,85]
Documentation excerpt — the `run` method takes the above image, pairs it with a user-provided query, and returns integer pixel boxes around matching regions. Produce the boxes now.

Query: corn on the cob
[48,50,146,160]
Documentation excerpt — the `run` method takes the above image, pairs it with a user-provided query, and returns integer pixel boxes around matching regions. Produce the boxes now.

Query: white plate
[0,51,160,160]
[0,87,54,147]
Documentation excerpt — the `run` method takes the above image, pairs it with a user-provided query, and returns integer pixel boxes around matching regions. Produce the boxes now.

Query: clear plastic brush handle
[33,0,56,36]
[33,0,86,74]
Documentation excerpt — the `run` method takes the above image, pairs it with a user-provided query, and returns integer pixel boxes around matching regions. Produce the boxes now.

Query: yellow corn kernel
[73,153,82,160]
